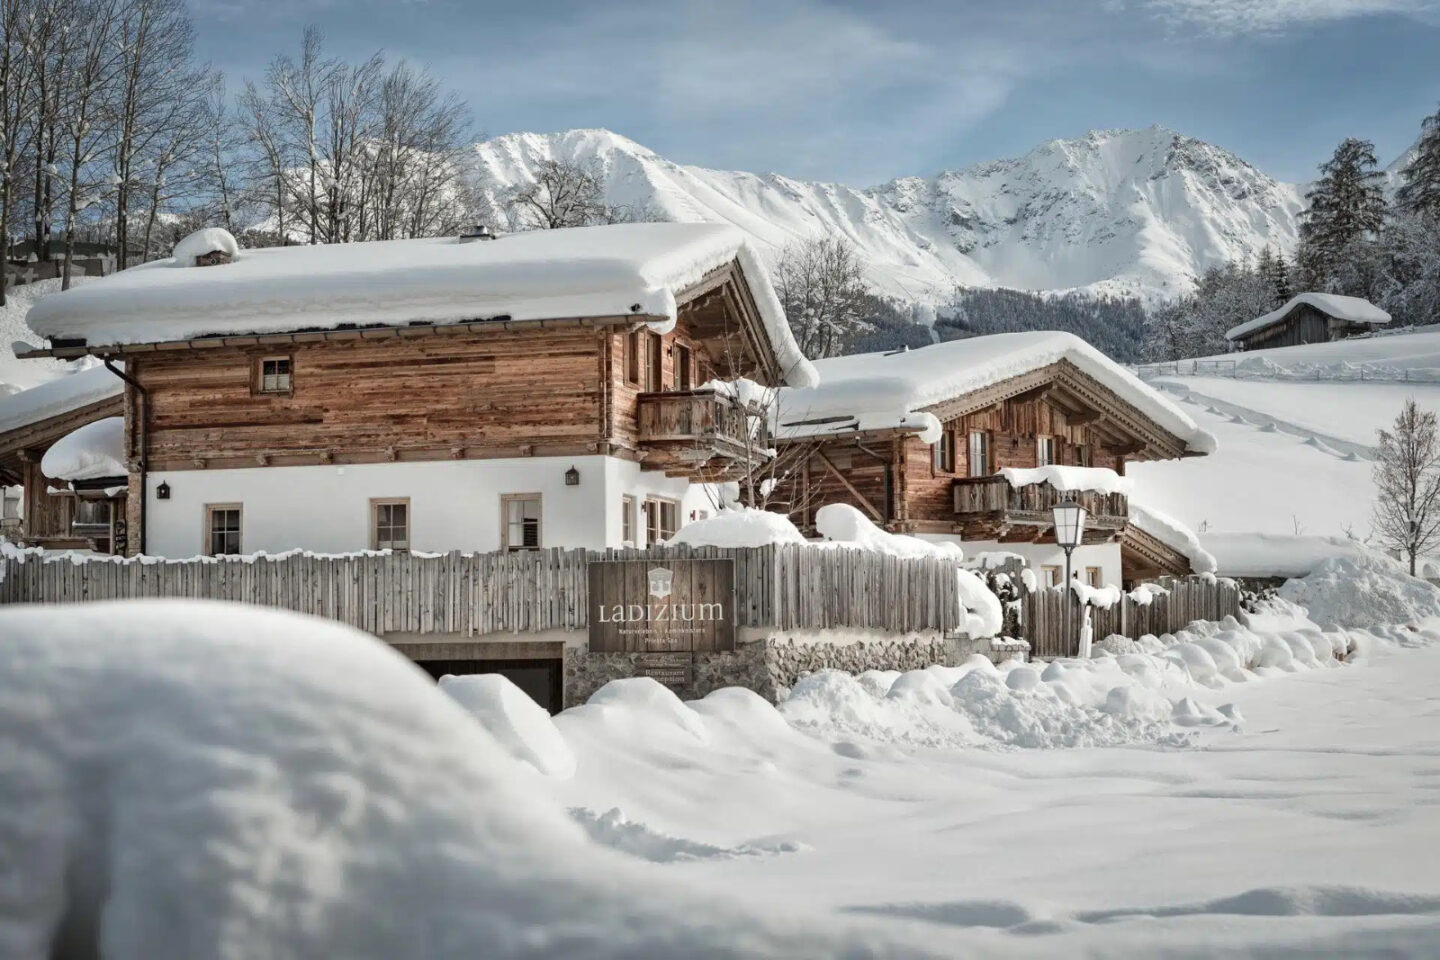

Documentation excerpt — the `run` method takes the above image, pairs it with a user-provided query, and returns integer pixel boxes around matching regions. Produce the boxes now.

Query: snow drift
[0,600,902,959]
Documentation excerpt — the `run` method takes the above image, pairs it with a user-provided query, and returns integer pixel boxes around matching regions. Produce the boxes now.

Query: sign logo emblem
[648,567,674,599]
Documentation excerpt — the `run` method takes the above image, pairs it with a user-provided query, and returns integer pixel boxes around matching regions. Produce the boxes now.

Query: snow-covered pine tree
[1297,138,1388,289]
[1256,246,1293,307]
[1373,399,1440,577]
[1397,104,1440,219]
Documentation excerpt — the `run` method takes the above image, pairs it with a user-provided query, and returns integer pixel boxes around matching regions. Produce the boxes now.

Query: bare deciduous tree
[1373,399,1440,576]
[504,158,632,231]
[773,235,872,360]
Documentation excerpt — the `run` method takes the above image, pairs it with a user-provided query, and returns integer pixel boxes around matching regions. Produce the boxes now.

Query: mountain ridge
[470,126,1307,306]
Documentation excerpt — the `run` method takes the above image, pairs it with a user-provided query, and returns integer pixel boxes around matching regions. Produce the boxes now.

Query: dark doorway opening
[418,657,564,714]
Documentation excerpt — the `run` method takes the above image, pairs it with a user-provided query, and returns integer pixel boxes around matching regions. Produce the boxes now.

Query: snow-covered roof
[40,416,126,482]
[1225,293,1391,342]
[777,332,1215,455]
[25,223,818,389]
[1001,465,1134,496]
[0,365,122,437]
[1129,502,1217,575]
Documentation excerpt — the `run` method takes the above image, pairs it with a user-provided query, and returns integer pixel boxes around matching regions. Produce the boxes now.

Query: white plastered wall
[145,454,717,557]
[915,533,1124,586]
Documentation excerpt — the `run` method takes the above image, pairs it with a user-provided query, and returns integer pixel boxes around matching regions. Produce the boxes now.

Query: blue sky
[191,0,1440,186]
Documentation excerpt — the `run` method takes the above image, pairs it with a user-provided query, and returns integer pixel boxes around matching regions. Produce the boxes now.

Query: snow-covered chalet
[14,223,816,558]
[773,334,1218,586]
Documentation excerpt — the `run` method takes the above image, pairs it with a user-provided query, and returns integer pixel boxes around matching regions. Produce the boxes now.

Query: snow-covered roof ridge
[778,332,1215,455]
[0,364,122,436]
[40,416,126,482]
[1129,501,1217,575]
[1225,292,1391,342]
[24,223,818,389]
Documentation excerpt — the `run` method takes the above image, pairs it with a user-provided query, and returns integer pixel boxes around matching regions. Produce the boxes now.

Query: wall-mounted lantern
[156,482,171,500]
[565,466,580,486]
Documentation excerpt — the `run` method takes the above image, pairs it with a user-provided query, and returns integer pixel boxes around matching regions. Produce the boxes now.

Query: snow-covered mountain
[471,127,1305,306]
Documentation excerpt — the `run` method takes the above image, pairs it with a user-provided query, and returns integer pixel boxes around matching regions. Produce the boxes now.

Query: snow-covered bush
[1278,552,1440,628]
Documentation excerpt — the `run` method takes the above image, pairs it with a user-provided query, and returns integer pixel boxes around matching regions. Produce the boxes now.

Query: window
[72,498,110,529]
[621,495,635,545]
[624,331,642,385]
[255,356,292,395]
[676,344,693,390]
[645,333,664,392]
[205,503,242,556]
[967,430,989,477]
[371,498,410,551]
[1036,435,1056,466]
[502,494,542,550]
[1041,564,1062,588]
[932,429,954,474]
[1085,566,1103,588]
[643,497,679,544]
[1078,444,1093,468]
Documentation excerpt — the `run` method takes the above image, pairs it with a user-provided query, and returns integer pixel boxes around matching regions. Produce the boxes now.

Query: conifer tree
[1297,138,1388,288]
[1397,104,1440,219]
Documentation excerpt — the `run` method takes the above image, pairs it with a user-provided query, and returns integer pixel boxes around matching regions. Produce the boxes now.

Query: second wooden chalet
[773,333,1217,587]
[14,223,816,558]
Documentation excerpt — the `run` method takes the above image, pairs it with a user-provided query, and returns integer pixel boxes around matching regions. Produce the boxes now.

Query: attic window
[256,356,292,395]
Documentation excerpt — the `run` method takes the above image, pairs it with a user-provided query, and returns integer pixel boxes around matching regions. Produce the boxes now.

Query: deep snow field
[8,590,1440,958]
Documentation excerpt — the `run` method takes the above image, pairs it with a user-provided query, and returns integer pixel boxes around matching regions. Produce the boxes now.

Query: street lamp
[1052,498,1087,655]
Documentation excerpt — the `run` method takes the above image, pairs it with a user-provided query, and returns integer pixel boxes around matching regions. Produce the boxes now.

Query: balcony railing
[953,475,1129,530]
[637,389,769,470]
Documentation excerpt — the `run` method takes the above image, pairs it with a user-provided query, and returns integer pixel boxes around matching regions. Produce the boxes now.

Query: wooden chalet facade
[14,223,815,558]
[0,367,126,553]
[775,336,1214,586]
[1225,293,1390,352]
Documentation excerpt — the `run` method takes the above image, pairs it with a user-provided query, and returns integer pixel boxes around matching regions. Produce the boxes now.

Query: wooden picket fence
[0,543,974,637]
[1023,576,1241,659]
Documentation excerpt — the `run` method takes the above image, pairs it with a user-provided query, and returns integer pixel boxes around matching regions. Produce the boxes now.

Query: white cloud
[1142,0,1440,33]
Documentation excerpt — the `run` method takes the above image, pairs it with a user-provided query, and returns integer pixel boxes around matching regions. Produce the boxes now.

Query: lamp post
[1052,498,1088,656]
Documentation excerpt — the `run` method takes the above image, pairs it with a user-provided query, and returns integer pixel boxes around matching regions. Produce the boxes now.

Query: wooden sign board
[636,652,694,687]
[587,558,736,653]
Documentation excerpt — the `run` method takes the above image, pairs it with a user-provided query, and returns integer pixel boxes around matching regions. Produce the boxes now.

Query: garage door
[419,657,564,714]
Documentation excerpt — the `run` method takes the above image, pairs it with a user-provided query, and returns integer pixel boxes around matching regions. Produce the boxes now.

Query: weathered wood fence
[1023,576,1241,659]
[0,543,974,637]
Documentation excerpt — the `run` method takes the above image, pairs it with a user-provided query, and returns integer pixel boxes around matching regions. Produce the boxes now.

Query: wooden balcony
[637,389,771,478]
[952,475,1128,543]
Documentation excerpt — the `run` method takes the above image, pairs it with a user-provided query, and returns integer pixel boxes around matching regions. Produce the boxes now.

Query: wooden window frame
[624,331,642,385]
[1085,566,1103,588]
[370,497,411,551]
[501,493,543,551]
[642,496,680,545]
[675,343,693,391]
[1041,564,1062,588]
[253,354,294,396]
[931,427,955,476]
[1036,435,1056,467]
[621,494,635,545]
[204,502,243,556]
[645,333,664,393]
[967,430,990,478]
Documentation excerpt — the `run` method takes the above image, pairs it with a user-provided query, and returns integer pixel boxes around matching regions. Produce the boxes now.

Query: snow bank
[171,226,240,267]
[776,331,1215,454]
[1225,292,1390,342]
[1130,501,1217,574]
[957,568,1004,637]
[0,601,885,958]
[1000,465,1134,496]
[814,502,963,559]
[38,415,126,481]
[1203,532,1376,578]
[27,222,818,389]
[667,507,806,548]
[1277,553,1440,629]
[439,672,576,778]
[0,362,120,435]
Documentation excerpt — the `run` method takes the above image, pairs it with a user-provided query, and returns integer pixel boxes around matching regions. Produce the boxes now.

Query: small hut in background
[1225,293,1390,352]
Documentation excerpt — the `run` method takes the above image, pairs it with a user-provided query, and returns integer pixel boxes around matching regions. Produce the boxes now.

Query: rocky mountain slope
[471,126,1305,306]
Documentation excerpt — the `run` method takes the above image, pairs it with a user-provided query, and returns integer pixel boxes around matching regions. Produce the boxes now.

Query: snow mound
[570,807,801,863]
[1278,553,1440,629]
[171,226,240,267]
[439,672,575,778]
[667,507,806,548]
[815,502,963,559]
[956,568,1003,637]
[38,415,126,481]
[0,600,882,959]
[583,677,711,743]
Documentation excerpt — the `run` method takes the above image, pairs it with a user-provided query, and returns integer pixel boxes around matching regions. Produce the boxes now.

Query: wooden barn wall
[604,318,719,446]
[795,442,895,530]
